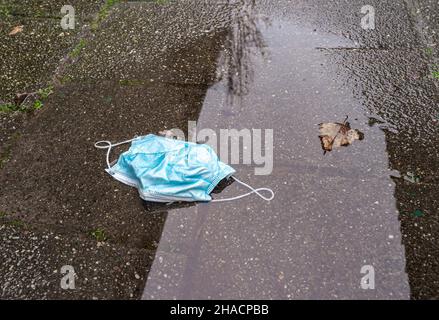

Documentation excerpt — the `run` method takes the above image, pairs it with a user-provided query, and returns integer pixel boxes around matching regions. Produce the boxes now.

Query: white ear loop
[212,176,275,203]
[95,138,137,169]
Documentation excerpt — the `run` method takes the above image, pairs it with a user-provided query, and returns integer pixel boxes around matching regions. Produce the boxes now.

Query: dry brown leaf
[319,120,364,154]
[9,25,24,36]
[14,92,35,106]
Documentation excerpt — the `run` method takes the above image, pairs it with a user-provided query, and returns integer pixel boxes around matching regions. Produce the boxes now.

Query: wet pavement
[1,0,439,299]
[143,0,438,299]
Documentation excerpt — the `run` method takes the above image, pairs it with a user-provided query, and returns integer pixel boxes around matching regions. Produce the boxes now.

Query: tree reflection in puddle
[217,0,270,103]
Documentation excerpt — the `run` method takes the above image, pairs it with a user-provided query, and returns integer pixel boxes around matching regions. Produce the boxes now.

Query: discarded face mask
[95,134,274,203]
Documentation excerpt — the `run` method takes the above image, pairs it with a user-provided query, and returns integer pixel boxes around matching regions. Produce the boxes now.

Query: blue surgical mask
[95,135,274,203]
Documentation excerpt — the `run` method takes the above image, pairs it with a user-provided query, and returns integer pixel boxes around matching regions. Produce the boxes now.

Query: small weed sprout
[91,228,107,242]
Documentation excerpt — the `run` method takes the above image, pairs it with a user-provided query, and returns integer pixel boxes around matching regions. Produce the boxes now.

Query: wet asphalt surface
[1,0,439,299]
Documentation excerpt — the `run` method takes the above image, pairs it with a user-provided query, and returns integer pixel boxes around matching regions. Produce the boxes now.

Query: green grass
[119,79,146,86]
[91,228,107,242]
[60,75,73,85]
[9,220,24,227]
[38,85,54,99]
[431,65,439,79]
[425,47,433,56]
[0,211,7,218]
[69,39,87,58]
[0,103,21,113]
[92,0,122,30]
[0,5,11,18]
[0,85,54,114]
[29,85,54,111]
[33,100,43,110]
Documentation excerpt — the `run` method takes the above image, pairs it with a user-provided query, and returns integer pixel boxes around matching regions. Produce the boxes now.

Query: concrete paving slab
[0,221,153,299]
[0,0,233,299]
[0,1,104,101]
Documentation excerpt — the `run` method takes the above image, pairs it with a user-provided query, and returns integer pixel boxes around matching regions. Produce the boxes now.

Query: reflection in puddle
[217,0,269,102]
[143,0,415,300]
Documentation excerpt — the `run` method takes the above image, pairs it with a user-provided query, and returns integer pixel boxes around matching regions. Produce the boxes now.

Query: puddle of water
[143,3,410,299]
